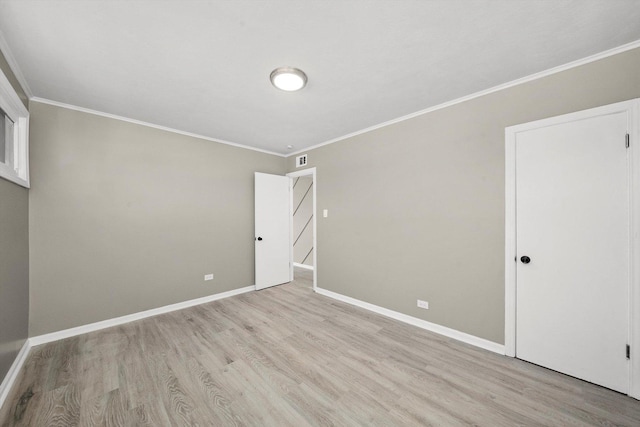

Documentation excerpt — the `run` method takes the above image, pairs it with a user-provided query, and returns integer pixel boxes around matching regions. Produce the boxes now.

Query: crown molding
[0,28,34,99]
[30,97,286,157]
[287,39,640,157]
[4,29,638,160]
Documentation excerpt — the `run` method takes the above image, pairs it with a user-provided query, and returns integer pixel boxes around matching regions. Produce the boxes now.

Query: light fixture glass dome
[270,67,307,91]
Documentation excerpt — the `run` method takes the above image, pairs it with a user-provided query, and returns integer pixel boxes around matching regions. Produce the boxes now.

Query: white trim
[30,98,285,157]
[0,28,33,99]
[293,262,314,271]
[29,286,254,346]
[1,286,254,408]
[505,98,640,399]
[0,339,31,409]
[0,65,30,188]
[288,175,294,283]
[287,167,317,291]
[287,39,640,158]
[504,125,517,357]
[629,99,640,399]
[316,287,505,355]
[5,36,637,161]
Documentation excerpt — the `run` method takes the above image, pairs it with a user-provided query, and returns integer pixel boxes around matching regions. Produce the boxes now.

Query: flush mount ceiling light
[270,67,307,92]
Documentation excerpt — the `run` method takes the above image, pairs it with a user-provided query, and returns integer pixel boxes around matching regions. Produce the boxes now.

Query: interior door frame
[287,167,317,291]
[504,99,640,399]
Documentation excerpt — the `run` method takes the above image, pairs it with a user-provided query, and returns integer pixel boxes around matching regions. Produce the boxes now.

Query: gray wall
[0,179,29,382]
[0,50,29,382]
[29,102,285,336]
[287,47,640,344]
[292,176,313,267]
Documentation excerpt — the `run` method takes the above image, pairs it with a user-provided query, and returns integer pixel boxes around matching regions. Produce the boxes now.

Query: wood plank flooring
[2,268,640,426]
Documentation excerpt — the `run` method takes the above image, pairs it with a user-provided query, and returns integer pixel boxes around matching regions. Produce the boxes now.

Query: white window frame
[0,67,29,188]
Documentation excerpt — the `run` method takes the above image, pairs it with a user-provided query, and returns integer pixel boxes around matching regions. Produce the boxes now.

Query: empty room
[2,0,640,425]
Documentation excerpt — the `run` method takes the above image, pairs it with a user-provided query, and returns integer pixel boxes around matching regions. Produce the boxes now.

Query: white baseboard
[0,339,31,409]
[29,286,254,346]
[315,287,505,355]
[293,262,314,271]
[1,286,254,411]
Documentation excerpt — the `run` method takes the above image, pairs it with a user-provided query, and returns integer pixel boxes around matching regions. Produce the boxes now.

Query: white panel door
[255,172,291,290]
[516,111,629,393]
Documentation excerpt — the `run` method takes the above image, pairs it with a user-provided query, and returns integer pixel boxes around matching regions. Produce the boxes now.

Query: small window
[0,69,29,188]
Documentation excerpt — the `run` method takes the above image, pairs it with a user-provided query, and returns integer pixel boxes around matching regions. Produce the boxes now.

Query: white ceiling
[1,1,640,155]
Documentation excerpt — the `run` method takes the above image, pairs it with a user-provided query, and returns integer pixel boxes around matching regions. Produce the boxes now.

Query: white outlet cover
[204,274,214,281]
[417,299,429,309]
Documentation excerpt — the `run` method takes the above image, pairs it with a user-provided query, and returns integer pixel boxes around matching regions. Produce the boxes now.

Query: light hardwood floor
[2,268,640,426]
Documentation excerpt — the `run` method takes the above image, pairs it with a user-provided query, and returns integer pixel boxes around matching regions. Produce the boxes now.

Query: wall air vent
[296,154,308,168]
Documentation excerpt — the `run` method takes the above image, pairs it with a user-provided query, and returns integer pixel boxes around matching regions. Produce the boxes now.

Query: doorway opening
[287,167,317,291]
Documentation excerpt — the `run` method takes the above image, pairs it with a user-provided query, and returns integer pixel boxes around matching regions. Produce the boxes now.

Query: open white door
[255,172,291,290]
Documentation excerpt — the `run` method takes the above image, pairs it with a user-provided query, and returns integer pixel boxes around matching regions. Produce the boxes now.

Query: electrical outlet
[417,299,429,309]
[204,274,214,281]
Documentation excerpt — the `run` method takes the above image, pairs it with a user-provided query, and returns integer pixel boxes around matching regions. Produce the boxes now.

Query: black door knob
[256,237,263,241]
[520,256,531,264]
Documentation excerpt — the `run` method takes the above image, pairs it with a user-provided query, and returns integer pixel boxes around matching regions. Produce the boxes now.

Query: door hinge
[626,133,630,148]
[627,344,631,359]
